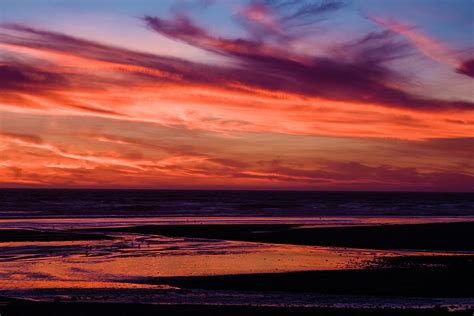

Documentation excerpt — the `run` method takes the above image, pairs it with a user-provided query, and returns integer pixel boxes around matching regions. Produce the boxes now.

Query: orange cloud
[0,22,472,143]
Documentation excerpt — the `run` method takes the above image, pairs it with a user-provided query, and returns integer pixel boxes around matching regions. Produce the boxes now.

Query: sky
[0,0,473,191]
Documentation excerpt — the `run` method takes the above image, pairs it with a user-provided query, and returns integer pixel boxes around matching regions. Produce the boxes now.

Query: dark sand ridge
[83,221,474,251]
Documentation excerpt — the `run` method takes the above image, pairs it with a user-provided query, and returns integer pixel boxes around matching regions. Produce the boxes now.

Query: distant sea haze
[0,189,473,218]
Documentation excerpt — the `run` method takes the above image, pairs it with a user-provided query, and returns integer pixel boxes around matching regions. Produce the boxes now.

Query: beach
[1,217,473,315]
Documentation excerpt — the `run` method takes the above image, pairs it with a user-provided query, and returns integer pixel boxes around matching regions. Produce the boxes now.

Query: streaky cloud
[143,11,473,112]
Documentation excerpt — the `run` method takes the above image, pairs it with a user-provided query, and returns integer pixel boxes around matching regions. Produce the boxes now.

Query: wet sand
[2,297,470,316]
[89,221,474,250]
[4,221,474,250]
[0,298,468,316]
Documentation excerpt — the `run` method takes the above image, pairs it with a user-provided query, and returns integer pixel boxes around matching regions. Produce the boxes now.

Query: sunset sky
[0,0,473,191]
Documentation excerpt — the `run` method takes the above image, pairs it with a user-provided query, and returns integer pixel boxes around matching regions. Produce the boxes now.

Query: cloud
[143,12,473,112]
[370,16,474,78]
[235,0,346,40]
[1,127,473,191]
[0,131,44,145]
[0,19,472,143]
[0,1,472,190]
[240,160,474,191]
[457,59,474,78]
[2,138,472,190]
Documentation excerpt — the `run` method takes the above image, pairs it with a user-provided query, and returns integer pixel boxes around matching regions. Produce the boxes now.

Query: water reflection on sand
[0,231,463,291]
[0,232,373,290]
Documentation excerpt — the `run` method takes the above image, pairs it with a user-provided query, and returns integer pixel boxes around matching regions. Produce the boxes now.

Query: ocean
[1,189,473,218]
